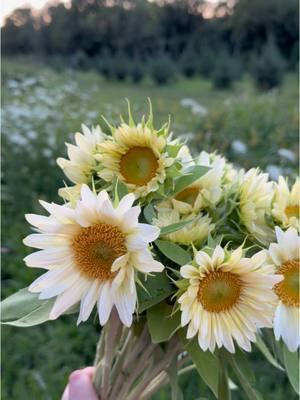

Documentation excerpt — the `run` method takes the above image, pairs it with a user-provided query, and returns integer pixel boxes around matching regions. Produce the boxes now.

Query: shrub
[112,51,130,81]
[70,50,91,71]
[129,58,145,83]
[212,51,236,90]
[197,47,216,78]
[95,54,114,79]
[180,47,198,78]
[150,54,176,85]
[251,37,286,91]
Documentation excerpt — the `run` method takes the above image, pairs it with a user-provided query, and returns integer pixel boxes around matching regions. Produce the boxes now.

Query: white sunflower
[268,227,300,352]
[272,177,300,231]
[178,245,281,353]
[171,151,227,215]
[96,123,174,198]
[23,185,164,327]
[153,208,214,246]
[238,168,274,245]
[57,124,104,184]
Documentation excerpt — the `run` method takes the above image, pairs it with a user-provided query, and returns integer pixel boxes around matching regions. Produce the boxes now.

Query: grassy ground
[1,58,298,399]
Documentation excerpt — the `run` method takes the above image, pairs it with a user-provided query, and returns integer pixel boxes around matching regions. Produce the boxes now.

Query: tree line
[2,0,299,88]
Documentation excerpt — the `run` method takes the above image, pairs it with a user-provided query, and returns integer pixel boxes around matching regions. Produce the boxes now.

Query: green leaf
[233,348,255,384]
[183,337,219,397]
[226,353,263,400]
[160,218,195,236]
[1,287,79,327]
[143,203,156,224]
[166,144,182,158]
[173,166,210,195]
[218,351,231,400]
[0,288,55,327]
[166,163,182,178]
[137,272,175,313]
[155,240,192,266]
[147,303,180,343]
[112,176,128,204]
[283,344,299,394]
[255,333,283,371]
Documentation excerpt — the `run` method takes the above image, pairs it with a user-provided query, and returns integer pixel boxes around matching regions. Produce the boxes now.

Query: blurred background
[1,0,299,399]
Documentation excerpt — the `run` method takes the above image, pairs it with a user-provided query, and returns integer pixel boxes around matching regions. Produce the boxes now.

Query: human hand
[62,367,98,400]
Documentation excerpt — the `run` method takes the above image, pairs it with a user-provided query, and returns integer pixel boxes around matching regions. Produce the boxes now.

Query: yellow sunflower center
[197,271,242,312]
[274,260,299,307]
[175,187,199,206]
[285,205,299,219]
[72,223,127,280]
[120,146,159,186]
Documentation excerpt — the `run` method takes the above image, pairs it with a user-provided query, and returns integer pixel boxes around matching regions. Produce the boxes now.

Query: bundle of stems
[92,310,190,400]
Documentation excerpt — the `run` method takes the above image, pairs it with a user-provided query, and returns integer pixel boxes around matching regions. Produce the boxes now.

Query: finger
[69,369,98,400]
[61,384,69,400]
[81,367,95,380]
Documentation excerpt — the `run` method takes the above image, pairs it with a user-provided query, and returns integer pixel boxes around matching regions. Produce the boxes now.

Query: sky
[0,0,69,25]
[0,0,220,25]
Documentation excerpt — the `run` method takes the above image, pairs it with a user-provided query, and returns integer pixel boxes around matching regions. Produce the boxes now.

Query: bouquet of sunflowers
[1,102,299,399]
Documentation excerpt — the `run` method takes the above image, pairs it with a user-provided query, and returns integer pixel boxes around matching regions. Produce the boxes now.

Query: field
[1,58,299,399]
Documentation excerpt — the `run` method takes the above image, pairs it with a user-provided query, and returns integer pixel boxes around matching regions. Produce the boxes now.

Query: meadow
[1,58,299,399]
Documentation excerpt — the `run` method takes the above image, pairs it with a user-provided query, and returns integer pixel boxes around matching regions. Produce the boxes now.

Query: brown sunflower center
[119,146,159,186]
[274,260,299,307]
[197,271,242,312]
[72,223,127,280]
[285,205,299,219]
[175,187,199,206]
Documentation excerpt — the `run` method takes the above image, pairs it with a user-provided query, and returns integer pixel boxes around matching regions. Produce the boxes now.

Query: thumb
[68,368,98,400]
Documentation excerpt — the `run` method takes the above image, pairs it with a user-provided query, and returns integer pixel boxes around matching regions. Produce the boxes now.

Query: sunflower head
[96,101,177,198]
[178,245,281,353]
[272,177,300,231]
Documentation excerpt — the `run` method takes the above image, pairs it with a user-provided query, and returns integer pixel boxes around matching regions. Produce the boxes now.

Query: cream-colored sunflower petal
[180,265,199,279]
[29,264,72,292]
[77,280,100,324]
[274,302,300,352]
[111,253,130,273]
[113,279,136,327]
[24,248,71,269]
[97,282,114,326]
[39,200,76,222]
[116,193,136,215]
[211,245,225,267]
[137,223,160,243]
[121,206,141,231]
[49,279,90,320]
[39,271,80,299]
[80,184,97,208]
[23,233,70,249]
[195,251,212,270]
[25,214,61,232]
[269,243,288,266]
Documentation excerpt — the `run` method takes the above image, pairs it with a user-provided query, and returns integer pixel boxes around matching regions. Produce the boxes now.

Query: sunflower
[178,245,281,353]
[96,122,174,198]
[171,151,228,215]
[272,177,300,231]
[268,227,300,351]
[238,168,274,245]
[23,185,164,327]
[153,208,215,246]
[57,124,104,184]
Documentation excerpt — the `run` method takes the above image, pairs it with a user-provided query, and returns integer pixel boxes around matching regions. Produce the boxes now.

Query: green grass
[1,58,298,400]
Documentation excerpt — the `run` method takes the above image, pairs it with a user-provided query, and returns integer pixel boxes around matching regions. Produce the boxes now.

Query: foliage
[150,54,176,85]
[1,0,298,82]
[251,37,286,91]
